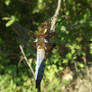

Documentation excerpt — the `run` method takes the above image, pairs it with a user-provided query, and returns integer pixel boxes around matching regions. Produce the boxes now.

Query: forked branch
[19,45,35,77]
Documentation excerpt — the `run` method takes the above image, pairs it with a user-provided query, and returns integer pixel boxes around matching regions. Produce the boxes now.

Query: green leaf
[5,0,11,6]
[65,10,69,16]
[66,53,73,60]
[6,16,16,27]
[61,26,66,31]
[63,59,68,64]
[78,63,84,68]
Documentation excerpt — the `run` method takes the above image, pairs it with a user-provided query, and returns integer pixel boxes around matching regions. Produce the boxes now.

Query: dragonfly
[30,22,55,92]
[12,21,55,92]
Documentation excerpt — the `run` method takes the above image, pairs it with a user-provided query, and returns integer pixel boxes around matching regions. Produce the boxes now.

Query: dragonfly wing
[45,32,55,38]
[45,43,56,51]
[35,49,45,90]
[32,42,36,49]
[12,22,31,48]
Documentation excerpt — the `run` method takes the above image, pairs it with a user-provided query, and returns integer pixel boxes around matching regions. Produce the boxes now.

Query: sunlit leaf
[6,16,16,27]
[2,17,10,20]
[5,0,11,6]
[66,53,73,60]
[65,11,69,16]
[61,26,66,31]
[78,63,84,68]
[63,59,68,64]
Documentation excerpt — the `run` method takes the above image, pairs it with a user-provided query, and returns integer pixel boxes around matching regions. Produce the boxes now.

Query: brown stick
[19,45,35,77]
[50,0,61,32]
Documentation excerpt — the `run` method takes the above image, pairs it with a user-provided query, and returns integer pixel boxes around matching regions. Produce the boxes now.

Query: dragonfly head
[40,22,50,30]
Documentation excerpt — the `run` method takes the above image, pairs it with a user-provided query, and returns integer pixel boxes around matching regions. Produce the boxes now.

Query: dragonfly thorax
[31,22,55,51]
[36,28,48,50]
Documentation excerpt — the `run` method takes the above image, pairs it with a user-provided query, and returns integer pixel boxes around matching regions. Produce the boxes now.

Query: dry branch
[19,45,35,77]
[50,0,61,32]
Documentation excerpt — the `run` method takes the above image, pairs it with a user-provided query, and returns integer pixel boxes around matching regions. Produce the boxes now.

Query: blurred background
[0,0,92,92]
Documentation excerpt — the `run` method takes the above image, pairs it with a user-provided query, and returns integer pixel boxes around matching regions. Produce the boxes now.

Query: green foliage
[4,0,11,6]
[5,16,17,27]
[0,74,16,92]
[0,0,92,91]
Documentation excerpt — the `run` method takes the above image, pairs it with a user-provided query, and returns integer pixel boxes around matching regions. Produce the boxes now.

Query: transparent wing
[11,22,31,47]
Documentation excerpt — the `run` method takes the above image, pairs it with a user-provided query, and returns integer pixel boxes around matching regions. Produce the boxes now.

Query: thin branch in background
[19,45,35,77]
[50,0,61,32]
[18,56,24,68]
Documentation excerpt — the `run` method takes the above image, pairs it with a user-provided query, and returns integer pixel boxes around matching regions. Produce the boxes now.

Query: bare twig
[18,56,24,67]
[19,45,35,77]
[50,0,61,32]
